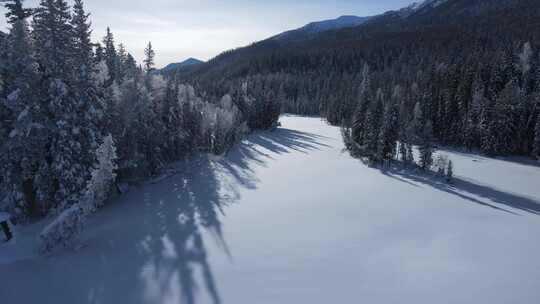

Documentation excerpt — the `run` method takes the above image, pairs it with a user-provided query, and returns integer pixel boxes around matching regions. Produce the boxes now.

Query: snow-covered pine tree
[71,0,93,85]
[378,101,399,161]
[70,0,103,189]
[378,86,401,161]
[143,41,155,73]
[419,120,435,170]
[81,134,117,213]
[4,0,32,24]
[411,101,424,142]
[350,66,372,155]
[364,88,384,161]
[406,144,415,165]
[33,0,93,212]
[464,78,485,150]
[116,43,128,83]
[102,27,117,85]
[124,53,139,78]
[350,100,369,153]
[482,79,520,155]
[446,160,454,182]
[0,0,50,218]
[162,78,191,160]
[32,0,73,79]
[39,135,116,254]
[2,0,35,97]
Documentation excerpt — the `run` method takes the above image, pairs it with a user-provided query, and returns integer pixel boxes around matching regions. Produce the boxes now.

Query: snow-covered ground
[1,115,540,304]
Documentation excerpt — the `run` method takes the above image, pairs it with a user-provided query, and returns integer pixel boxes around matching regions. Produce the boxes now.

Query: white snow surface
[1,115,540,304]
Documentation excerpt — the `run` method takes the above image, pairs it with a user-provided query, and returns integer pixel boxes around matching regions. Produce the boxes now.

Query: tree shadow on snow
[437,146,540,168]
[380,164,540,216]
[214,128,331,191]
[248,128,331,155]
[0,125,331,304]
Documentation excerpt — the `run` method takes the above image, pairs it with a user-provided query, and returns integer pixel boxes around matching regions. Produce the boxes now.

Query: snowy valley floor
[1,115,540,304]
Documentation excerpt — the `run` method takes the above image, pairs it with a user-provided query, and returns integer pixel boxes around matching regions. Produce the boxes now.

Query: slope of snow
[1,116,540,304]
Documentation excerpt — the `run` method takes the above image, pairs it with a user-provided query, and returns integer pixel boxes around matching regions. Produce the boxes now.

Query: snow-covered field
[1,115,540,304]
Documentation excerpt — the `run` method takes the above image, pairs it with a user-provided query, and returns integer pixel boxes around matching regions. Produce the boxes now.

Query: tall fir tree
[1,0,46,217]
[364,88,384,161]
[482,79,520,155]
[143,41,155,73]
[378,86,401,161]
[71,0,93,84]
[102,27,117,84]
[378,101,399,161]
[4,0,32,24]
[32,0,93,212]
[32,0,74,79]
[70,0,102,173]
[419,120,435,170]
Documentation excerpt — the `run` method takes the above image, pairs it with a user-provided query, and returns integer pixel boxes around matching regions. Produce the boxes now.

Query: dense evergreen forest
[183,0,540,163]
[0,0,280,228]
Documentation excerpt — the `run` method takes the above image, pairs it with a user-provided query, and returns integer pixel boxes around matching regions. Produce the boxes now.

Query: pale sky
[0,0,412,68]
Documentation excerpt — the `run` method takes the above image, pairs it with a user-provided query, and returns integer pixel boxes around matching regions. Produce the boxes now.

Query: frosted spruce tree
[102,27,117,84]
[32,0,98,212]
[71,0,103,173]
[143,41,156,73]
[378,86,401,162]
[364,89,384,161]
[419,120,435,170]
[39,134,117,253]
[350,65,371,155]
[81,134,118,213]
[116,43,128,83]
[0,0,49,217]
[446,160,454,182]
[482,79,520,155]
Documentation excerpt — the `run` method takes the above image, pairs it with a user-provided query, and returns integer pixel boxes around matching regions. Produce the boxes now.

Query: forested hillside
[184,0,540,161]
[0,0,280,228]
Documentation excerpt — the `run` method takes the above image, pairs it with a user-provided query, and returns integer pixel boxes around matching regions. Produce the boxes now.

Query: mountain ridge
[182,0,522,81]
[161,57,204,73]
[271,15,372,42]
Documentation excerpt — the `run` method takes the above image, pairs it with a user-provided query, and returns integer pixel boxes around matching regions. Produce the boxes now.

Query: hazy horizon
[0,0,413,68]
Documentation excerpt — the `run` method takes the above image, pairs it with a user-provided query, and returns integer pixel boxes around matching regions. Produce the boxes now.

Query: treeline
[0,0,280,222]
[188,0,540,163]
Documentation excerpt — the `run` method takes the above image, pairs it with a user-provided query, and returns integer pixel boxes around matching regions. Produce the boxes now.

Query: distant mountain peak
[181,58,204,65]
[161,58,204,72]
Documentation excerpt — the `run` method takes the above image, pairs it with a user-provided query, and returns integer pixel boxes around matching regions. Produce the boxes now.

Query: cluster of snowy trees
[337,39,540,168]
[0,0,280,229]
[340,65,454,177]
